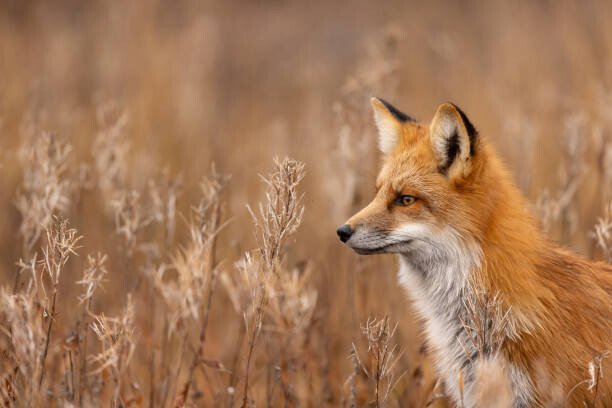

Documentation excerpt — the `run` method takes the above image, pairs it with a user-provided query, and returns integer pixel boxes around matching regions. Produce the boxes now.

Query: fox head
[337,98,493,271]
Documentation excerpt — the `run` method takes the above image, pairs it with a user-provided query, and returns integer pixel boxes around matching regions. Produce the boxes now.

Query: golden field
[0,1,610,406]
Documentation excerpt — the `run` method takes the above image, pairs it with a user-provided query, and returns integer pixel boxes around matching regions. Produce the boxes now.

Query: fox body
[338,99,611,407]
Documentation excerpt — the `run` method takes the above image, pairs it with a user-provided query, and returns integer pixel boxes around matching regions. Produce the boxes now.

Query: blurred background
[0,1,610,406]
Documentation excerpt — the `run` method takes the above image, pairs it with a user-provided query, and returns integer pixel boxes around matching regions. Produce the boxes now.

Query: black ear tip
[448,103,476,138]
[449,103,478,156]
[376,97,416,123]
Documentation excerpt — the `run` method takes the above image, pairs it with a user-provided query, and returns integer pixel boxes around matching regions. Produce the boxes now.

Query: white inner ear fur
[372,108,401,154]
[430,110,470,164]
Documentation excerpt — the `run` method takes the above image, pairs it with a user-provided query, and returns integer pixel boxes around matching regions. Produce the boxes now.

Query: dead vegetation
[0,1,611,407]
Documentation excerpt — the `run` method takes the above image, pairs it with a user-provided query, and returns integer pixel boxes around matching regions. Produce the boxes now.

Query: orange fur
[340,99,611,407]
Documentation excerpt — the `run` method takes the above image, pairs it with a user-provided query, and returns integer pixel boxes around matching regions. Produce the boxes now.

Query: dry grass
[349,316,406,407]
[0,1,611,407]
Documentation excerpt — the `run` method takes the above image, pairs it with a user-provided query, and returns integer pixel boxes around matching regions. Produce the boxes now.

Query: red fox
[337,98,611,407]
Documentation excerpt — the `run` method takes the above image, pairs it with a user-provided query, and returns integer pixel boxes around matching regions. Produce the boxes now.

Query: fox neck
[472,150,550,331]
[396,154,543,406]
[397,241,485,404]
[397,231,537,406]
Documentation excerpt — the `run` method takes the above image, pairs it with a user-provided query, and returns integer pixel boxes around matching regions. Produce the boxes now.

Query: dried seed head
[16,132,74,253]
[76,253,109,304]
[89,294,136,378]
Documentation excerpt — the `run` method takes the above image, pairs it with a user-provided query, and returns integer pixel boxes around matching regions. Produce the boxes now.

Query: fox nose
[336,224,354,243]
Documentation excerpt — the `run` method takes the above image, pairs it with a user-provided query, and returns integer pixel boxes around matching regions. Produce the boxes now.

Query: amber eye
[395,195,417,206]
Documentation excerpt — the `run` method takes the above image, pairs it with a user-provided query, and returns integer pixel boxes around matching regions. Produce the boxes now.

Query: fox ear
[430,102,478,178]
[370,97,412,154]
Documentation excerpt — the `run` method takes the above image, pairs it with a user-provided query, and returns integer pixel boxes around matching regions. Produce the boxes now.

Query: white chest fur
[398,253,472,403]
[396,238,533,407]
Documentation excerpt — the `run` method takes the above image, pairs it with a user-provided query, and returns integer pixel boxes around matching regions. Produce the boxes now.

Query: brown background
[0,1,610,406]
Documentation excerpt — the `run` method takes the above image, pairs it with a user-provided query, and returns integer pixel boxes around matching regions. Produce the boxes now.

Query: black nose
[336,224,354,243]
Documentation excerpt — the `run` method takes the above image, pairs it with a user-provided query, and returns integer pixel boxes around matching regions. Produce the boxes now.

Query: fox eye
[395,195,417,206]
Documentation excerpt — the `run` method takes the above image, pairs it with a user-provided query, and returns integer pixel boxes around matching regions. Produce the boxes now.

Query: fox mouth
[353,246,387,255]
[350,240,412,255]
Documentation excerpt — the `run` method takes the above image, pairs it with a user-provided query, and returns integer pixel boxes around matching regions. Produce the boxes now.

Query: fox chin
[337,98,611,407]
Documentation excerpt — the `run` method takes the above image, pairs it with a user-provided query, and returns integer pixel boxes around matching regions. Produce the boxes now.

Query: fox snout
[336,224,354,243]
[336,221,398,255]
